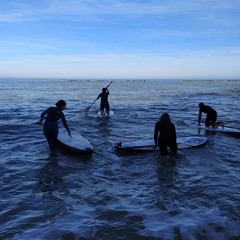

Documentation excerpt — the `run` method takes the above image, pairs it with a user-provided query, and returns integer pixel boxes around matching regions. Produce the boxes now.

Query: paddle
[84,81,112,112]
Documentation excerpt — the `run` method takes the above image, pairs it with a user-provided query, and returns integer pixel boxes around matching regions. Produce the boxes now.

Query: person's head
[198,102,205,109]
[160,112,171,122]
[56,100,67,110]
[102,88,107,93]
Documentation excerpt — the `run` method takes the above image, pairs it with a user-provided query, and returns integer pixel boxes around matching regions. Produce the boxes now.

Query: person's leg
[212,113,224,128]
[44,131,57,151]
[106,103,110,114]
[104,103,110,116]
[158,139,168,156]
[210,112,218,127]
[205,115,211,127]
[168,141,178,157]
[100,103,105,115]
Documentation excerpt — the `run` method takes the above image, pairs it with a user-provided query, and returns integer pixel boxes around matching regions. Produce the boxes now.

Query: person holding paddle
[96,87,110,116]
[39,100,71,151]
[85,81,112,115]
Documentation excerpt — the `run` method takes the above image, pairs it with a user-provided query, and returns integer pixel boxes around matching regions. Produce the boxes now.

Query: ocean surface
[0,78,240,240]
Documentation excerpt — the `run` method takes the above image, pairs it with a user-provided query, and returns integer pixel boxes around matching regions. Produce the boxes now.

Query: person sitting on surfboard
[198,102,224,128]
[97,87,110,116]
[39,100,71,151]
[154,113,178,157]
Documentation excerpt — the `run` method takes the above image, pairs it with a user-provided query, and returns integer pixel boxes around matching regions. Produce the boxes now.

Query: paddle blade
[84,106,91,112]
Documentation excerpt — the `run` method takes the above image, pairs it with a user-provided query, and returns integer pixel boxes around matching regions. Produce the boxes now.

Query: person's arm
[40,108,49,123]
[97,93,101,100]
[154,122,159,146]
[198,109,202,125]
[173,124,177,144]
[60,112,71,137]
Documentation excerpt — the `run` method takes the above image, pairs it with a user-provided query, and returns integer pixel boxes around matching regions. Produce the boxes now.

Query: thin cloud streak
[0,0,239,79]
[1,0,240,22]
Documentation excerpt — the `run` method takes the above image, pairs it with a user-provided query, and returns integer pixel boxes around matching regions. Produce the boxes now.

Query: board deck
[115,136,208,151]
[184,120,240,134]
[96,110,114,119]
[58,131,93,153]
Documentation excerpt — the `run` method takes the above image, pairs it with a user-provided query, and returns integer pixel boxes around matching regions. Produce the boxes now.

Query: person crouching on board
[198,102,224,128]
[39,100,71,151]
[97,87,110,116]
[154,113,178,157]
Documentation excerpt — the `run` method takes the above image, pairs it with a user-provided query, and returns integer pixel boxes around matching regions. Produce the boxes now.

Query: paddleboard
[115,136,208,151]
[96,110,114,119]
[184,120,240,134]
[58,131,93,153]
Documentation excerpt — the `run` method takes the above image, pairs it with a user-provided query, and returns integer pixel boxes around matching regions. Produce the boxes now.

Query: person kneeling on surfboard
[39,100,71,151]
[198,102,224,128]
[154,113,178,157]
[96,87,110,116]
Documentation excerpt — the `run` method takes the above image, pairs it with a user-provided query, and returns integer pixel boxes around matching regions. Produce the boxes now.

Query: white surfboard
[184,120,240,134]
[115,136,208,151]
[58,131,93,153]
[96,110,114,119]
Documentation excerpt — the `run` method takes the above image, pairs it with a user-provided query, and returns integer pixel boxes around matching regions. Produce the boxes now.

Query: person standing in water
[39,100,71,151]
[198,102,224,128]
[97,87,110,116]
[154,113,178,157]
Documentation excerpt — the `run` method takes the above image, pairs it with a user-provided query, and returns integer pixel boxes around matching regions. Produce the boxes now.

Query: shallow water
[0,78,240,239]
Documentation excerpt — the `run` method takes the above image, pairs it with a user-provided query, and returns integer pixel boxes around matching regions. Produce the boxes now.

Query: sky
[0,0,240,79]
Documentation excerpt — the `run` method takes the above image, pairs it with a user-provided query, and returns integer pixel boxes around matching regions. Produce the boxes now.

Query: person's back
[99,92,109,103]
[200,105,216,115]
[155,120,175,140]
[42,107,62,132]
[98,88,109,100]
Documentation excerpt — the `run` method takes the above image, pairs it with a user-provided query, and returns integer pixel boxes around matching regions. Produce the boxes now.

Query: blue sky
[0,0,240,79]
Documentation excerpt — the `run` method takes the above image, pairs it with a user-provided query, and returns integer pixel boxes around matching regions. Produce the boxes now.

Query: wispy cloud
[0,0,239,78]
[1,0,240,21]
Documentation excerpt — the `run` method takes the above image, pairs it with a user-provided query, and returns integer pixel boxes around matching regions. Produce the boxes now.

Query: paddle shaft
[105,81,112,89]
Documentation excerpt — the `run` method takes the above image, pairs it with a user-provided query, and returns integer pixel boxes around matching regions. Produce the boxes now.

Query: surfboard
[115,136,208,151]
[58,131,94,153]
[184,120,240,134]
[96,110,114,119]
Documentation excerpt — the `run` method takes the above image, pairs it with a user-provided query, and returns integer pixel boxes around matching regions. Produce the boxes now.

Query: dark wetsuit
[198,105,217,127]
[154,120,178,156]
[40,107,70,150]
[97,90,110,112]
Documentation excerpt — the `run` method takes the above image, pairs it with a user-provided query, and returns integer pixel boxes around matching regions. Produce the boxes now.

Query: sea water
[0,78,240,240]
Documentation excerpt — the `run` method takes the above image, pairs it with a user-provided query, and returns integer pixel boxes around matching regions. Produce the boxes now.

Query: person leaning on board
[198,102,224,128]
[38,100,71,151]
[154,113,178,157]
